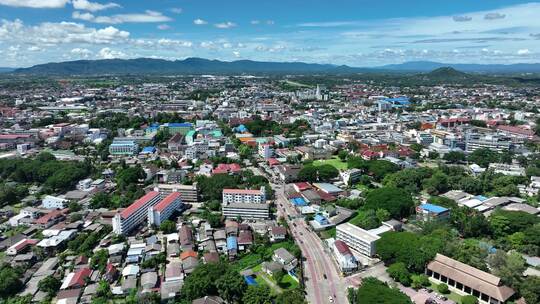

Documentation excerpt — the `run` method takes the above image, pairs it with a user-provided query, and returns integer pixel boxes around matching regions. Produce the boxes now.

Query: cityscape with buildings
[0,1,540,304]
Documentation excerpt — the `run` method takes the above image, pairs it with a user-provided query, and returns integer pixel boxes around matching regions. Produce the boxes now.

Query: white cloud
[170,8,182,14]
[157,24,170,30]
[72,10,172,24]
[200,41,216,49]
[233,51,240,58]
[517,49,530,55]
[157,38,192,47]
[0,19,130,46]
[98,47,126,59]
[27,46,41,51]
[193,19,207,25]
[70,47,92,58]
[72,0,120,12]
[0,0,69,8]
[452,15,472,22]
[484,13,506,20]
[251,20,260,25]
[215,22,236,29]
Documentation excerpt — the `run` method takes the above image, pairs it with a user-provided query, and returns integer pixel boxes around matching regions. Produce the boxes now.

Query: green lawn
[278,274,299,290]
[319,227,336,239]
[232,254,262,271]
[313,157,348,170]
[428,282,464,303]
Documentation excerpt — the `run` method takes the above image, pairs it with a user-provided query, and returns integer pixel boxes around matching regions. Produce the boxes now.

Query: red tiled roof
[180,250,198,260]
[14,239,38,251]
[496,125,535,136]
[316,190,337,202]
[238,230,253,244]
[34,210,64,224]
[293,182,312,191]
[120,191,160,219]
[334,240,352,256]
[154,192,181,213]
[223,189,262,195]
[69,268,91,288]
[0,134,31,139]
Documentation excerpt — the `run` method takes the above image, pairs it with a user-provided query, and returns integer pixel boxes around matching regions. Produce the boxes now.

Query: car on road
[292,223,297,227]
[323,274,327,279]
[328,296,334,303]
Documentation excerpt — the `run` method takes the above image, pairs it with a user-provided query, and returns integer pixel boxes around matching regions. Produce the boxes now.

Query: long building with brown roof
[426,253,515,304]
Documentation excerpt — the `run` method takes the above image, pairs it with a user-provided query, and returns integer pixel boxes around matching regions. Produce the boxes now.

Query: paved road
[273,182,348,304]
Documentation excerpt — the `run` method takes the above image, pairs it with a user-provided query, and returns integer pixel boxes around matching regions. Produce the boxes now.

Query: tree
[368,160,399,181]
[298,166,318,182]
[518,276,540,304]
[159,220,177,233]
[468,148,499,168]
[215,268,246,303]
[376,231,443,273]
[0,266,23,299]
[38,276,61,296]
[275,289,306,304]
[375,209,391,222]
[317,164,339,181]
[461,295,478,304]
[338,150,349,161]
[68,201,82,213]
[422,172,449,195]
[349,277,413,304]
[410,274,430,290]
[364,187,414,219]
[242,285,273,304]
[387,262,411,286]
[488,251,526,287]
[273,269,285,284]
[96,280,111,298]
[350,209,381,230]
[91,249,109,273]
[437,283,449,294]
[443,151,466,163]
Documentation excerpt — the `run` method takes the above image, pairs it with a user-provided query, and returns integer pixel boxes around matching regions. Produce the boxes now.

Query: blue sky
[0,0,539,67]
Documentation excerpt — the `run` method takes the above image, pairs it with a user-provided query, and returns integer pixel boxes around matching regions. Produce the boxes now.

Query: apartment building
[465,133,511,153]
[222,203,270,220]
[113,191,161,235]
[109,140,139,156]
[336,222,380,257]
[148,192,183,226]
[154,183,200,203]
[222,187,266,206]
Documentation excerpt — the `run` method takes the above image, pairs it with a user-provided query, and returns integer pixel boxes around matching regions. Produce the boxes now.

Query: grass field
[428,282,465,303]
[313,157,348,170]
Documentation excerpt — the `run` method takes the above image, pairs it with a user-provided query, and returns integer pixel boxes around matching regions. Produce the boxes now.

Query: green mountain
[13,57,370,75]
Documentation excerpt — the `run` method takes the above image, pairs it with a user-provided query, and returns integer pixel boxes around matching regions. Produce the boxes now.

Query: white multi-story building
[336,222,380,257]
[42,195,68,209]
[332,239,358,273]
[113,191,161,235]
[109,140,139,156]
[154,183,200,203]
[465,133,511,153]
[148,192,183,226]
[258,144,273,159]
[222,203,270,219]
[222,187,266,206]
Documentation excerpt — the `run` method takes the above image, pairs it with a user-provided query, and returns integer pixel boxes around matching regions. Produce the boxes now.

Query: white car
[328,296,334,303]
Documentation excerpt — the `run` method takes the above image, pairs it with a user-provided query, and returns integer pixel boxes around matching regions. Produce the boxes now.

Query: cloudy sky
[0,0,539,67]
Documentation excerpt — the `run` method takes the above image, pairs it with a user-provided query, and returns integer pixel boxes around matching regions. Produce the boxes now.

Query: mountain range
[8,57,540,75]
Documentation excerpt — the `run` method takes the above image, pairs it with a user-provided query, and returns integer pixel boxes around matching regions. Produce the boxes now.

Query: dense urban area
[0,72,539,304]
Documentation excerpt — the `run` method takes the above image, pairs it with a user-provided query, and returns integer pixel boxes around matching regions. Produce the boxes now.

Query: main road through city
[273,182,349,304]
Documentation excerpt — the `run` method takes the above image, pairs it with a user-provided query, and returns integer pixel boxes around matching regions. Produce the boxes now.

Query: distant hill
[13,57,372,76]
[11,57,540,76]
[0,67,15,73]
[379,61,540,74]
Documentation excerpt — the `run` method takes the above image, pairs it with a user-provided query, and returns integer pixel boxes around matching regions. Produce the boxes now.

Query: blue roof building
[141,146,156,154]
[291,197,308,206]
[235,124,248,133]
[227,236,238,251]
[314,214,330,225]
[417,203,450,221]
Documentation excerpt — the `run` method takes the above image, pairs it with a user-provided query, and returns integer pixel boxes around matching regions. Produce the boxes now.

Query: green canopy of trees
[180,263,246,302]
[364,187,414,219]
[348,277,412,304]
